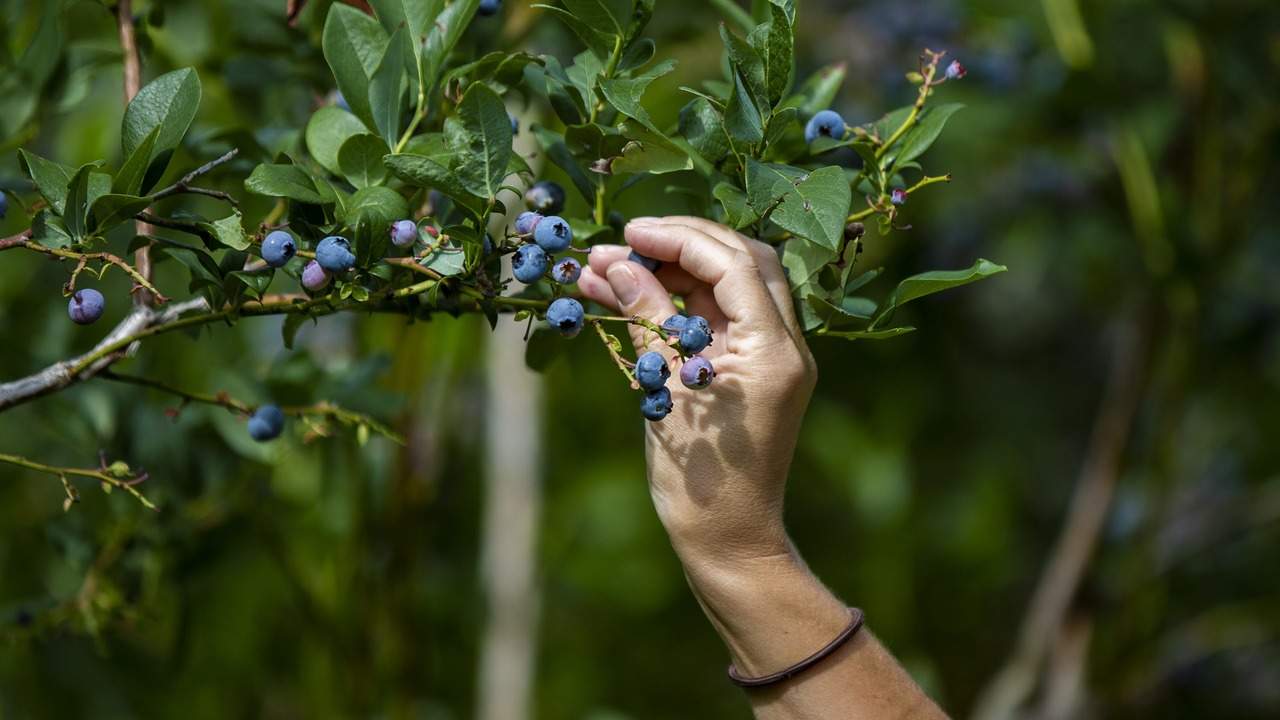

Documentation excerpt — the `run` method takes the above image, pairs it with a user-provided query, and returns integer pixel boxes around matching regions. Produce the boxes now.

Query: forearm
[676,544,948,719]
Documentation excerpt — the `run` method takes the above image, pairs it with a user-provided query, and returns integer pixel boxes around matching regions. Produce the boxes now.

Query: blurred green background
[1,0,1278,718]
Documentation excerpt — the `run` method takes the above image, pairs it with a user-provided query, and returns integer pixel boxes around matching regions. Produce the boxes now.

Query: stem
[0,452,156,510]
[394,53,429,153]
[589,35,625,124]
[876,50,945,160]
[116,0,156,308]
[592,320,639,389]
[148,149,241,205]
[0,238,170,303]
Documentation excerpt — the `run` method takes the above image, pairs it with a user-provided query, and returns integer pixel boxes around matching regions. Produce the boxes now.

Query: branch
[0,451,156,511]
[0,237,170,303]
[970,313,1151,720]
[592,319,639,389]
[148,149,241,206]
[116,0,155,308]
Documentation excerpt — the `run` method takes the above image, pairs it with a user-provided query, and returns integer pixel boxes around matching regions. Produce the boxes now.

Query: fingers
[602,262,680,358]
[587,244,704,295]
[637,216,804,344]
[577,266,620,310]
[624,220,785,335]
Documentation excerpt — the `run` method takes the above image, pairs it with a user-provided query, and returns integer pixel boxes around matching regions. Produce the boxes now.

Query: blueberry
[515,211,543,235]
[680,355,716,390]
[550,256,582,285]
[546,297,584,337]
[945,59,967,80]
[524,181,565,214]
[662,314,688,333]
[890,188,907,206]
[805,109,846,144]
[316,236,356,272]
[640,387,674,422]
[302,260,330,291]
[679,315,712,353]
[390,219,418,248]
[261,230,297,268]
[478,0,501,16]
[247,404,285,442]
[628,250,661,273]
[67,288,105,325]
[0,192,7,219]
[509,113,519,135]
[634,351,670,391]
[534,215,572,253]
[512,244,548,284]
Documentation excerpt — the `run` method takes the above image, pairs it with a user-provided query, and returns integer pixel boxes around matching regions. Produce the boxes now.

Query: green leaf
[534,5,615,59]
[344,186,409,266]
[30,210,73,249]
[820,327,916,341]
[423,0,480,85]
[525,327,566,372]
[600,59,677,136]
[448,83,513,200]
[306,106,369,176]
[18,150,76,214]
[610,122,693,175]
[228,269,274,300]
[806,294,875,329]
[323,3,388,130]
[889,103,964,171]
[121,68,202,193]
[245,163,338,205]
[114,126,160,196]
[446,51,544,89]
[724,69,764,144]
[384,149,481,208]
[678,98,730,166]
[871,258,1008,329]
[208,210,251,251]
[779,62,846,117]
[89,194,151,234]
[713,182,758,229]
[63,166,103,240]
[750,0,795,105]
[533,125,596,204]
[369,26,409,146]
[420,246,466,276]
[747,162,849,250]
[563,0,627,36]
[282,313,309,350]
[720,25,766,109]
[339,134,391,188]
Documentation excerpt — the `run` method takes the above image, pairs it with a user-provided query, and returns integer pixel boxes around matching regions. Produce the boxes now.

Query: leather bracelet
[727,607,866,689]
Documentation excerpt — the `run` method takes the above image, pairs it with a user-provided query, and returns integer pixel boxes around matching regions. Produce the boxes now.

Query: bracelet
[727,607,866,689]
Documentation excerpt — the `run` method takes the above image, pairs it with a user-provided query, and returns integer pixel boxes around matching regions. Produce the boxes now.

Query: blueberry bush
[0,0,1000,510]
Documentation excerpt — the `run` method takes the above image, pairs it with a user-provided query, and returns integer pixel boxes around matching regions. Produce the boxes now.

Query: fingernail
[606,263,640,305]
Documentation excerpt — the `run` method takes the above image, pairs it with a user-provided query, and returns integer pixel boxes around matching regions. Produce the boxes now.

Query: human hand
[578,216,817,565]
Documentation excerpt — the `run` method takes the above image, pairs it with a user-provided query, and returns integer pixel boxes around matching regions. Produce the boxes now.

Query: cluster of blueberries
[634,314,716,422]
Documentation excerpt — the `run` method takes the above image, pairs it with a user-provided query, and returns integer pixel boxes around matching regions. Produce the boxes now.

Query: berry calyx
[550,257,582,285]
[678,315,712,353]
[316,236,356,272]
[534,215,573,253]
[640,387,674,422]
[247,404,285,442]
[680,355,716,390]
[634,351,670,392]
[261,230,297,268]
[390,219,418,248]
[512,244,549,284]
[524,181,566,214]
[301,260,330,291]
[67,288,105,325]
[546,297,584,338]
[805,110,847,144]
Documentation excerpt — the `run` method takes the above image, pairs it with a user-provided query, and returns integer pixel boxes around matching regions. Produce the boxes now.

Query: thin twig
[148,149,240,205]
[0,451,156,510]
[0,237,170,303]
[116,0,154,308]
[592,319,639,389]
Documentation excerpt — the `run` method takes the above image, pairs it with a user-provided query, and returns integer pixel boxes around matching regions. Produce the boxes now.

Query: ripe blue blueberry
[628,250,661,273]
[679,315,712,353]
[550,257,582,285]
[640,387,674,422]
[680,355,716,390]
[515,211,543,235]
[534,216,572,253]
[509,113,519,135]
[945,59,967,80]
[524,181,565,214]
[302,260,330,291]
[662,314,688,333]
[546,297,584,337]
[67,288,105,325]
[634,351,670,392]
[316,236,356,272]
[478,0,501,16]
[247,404,286,442]
[261,230,297,268]
[890,188,907,206]
[0,192,7,219]
[805,109,847,144]
[512,244,549,284]
[390,219,418,248]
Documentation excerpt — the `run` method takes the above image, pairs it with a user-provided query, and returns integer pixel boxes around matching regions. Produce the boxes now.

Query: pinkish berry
[302,260,330,291]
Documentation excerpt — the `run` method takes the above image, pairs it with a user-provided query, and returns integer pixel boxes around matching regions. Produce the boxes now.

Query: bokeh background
[2,0,1278,718]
